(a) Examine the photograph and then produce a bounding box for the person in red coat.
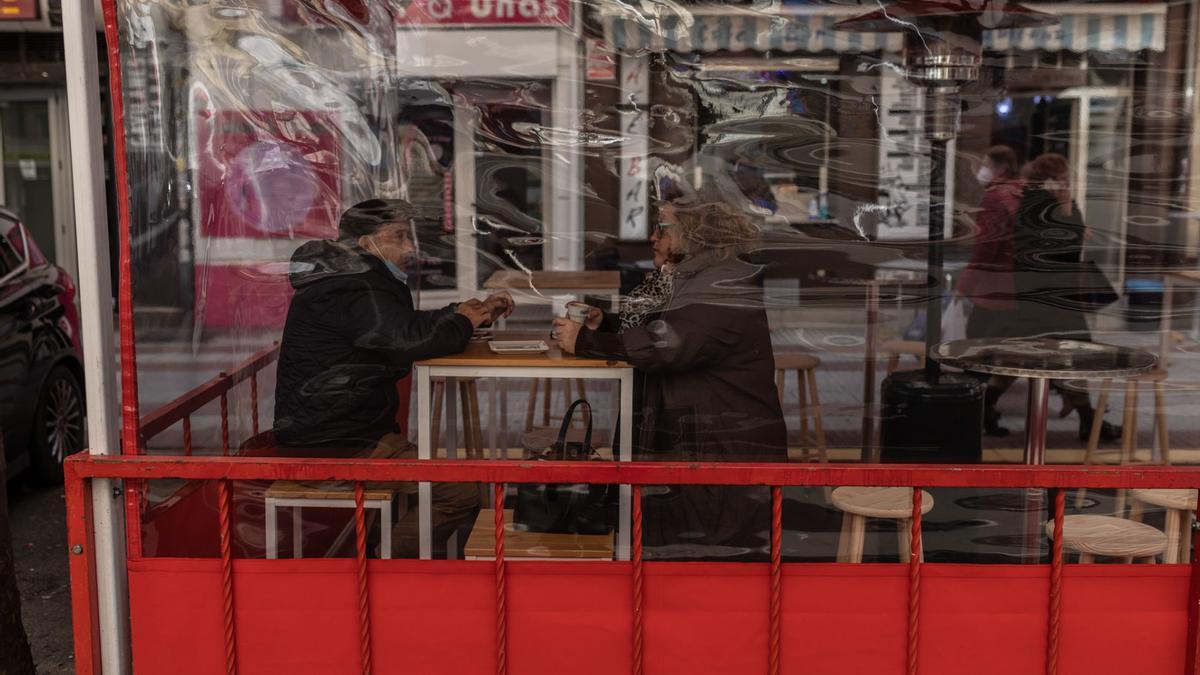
[955,146,1024,436]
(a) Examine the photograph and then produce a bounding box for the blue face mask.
[367,238,408,284]
[383,259,408,284]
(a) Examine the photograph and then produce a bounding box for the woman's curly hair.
[669,201,760,260]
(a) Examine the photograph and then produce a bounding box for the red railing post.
[768,485,782,675]
[1048,489,1065,675]
[353,482,373,675]
[64,460,100,675]
[632,484,644,675]
[220,385,230,456]
[217,479,239,675]
[183,416,192,456]
[494,483,508,675]
[250,372,260,437]
[907,488,923,675]
[1185,504,1200,675]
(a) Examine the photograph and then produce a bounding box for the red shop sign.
[401,0,571,26]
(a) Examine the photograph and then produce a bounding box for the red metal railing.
[65,456,1200,675]
[137,342,281,453]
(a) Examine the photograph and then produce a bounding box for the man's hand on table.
[456,299,492,328]
[484,291,515,321]
[551,317,581,355]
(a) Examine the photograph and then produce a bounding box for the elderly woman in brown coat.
[552,201,786,560]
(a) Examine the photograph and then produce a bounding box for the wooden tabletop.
[464,509,614,559]
[416,331,631,369]
[266,481,394,502]
[483,270,621,291]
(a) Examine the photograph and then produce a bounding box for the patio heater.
[837,0,1057,462]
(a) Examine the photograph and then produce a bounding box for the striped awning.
[601,4,1166,54]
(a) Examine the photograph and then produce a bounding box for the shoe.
[1077,408,1122,443]
[983,408,1010,437]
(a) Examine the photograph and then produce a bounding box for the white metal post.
[62,0,130,671]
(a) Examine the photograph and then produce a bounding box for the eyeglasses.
[652,222,672,236]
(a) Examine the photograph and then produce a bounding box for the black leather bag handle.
[553,398,593,460]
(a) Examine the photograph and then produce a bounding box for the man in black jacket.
[273,199,513,556]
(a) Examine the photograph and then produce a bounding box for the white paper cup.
[566,301,589,324]
[551,294,574,317]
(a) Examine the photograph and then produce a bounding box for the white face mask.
[976,165,995,186]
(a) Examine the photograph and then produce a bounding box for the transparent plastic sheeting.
[106,0,1199,561]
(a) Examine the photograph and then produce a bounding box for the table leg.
[416,366,433,560]
[381,501,393,560]
[862,282,880,461]
[488,379,499,460]
[618,369,634,561]
[292,506,302,559]
[445,376,459,460]
[1023,377,1050,563]
[1160,276,1175,370]
[1024,378,1050,465]
[266,499,278,560]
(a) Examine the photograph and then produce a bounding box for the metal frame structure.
[64,453,1200,675]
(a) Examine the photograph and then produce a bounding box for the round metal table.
[931,337,1158,465]
[931,337,1157,563]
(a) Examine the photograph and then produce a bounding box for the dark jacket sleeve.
[340,288,473,365]
[576,303,742,372]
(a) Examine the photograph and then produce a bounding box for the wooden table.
[264,481,396,559]
[483,270,621,321]
[415,339,634,561]
[464,509,614,560]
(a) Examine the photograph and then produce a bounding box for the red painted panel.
[194,110,341,241]
[1060,567,1188,675]
[195,263,294,329]
[126,560,1191,675]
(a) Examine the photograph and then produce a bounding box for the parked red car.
[0,207,85,483]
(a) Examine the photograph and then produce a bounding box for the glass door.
[0,92,74,278]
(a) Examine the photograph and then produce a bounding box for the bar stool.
[1044,514,1167,563]
[882,340,926,375]
[774,353,827,463]
[430,377,484,459]
[832,487,934,563]
[1129,489,1196,564]
[1081,370,1170,466]
[1075,370,1170,510]
[524,378,588,431]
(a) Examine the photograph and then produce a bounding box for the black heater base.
[879,370,985,464]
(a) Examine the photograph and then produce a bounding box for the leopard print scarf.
[620,266,675,331]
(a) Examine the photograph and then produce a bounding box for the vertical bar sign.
[619,54,650,242]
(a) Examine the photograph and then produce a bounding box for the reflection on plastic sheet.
[116,0,1200,566]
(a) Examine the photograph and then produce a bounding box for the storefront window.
[113,0,1198,566]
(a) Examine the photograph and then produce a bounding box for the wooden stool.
[430,377,484,459]
[1129,489,1196,563]
[524,378,588,431]
[265,481,396,559]
[774,353,827,463]
[1076,370,1170,510]
[521,378,590,455]
[1081,369,1170,466]
[882,340,926,375]
[1044,514,1167,563]
[832,487,934,563]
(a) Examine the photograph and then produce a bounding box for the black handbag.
[513,399,618,536]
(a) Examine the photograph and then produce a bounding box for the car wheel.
[30,366,86,484]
